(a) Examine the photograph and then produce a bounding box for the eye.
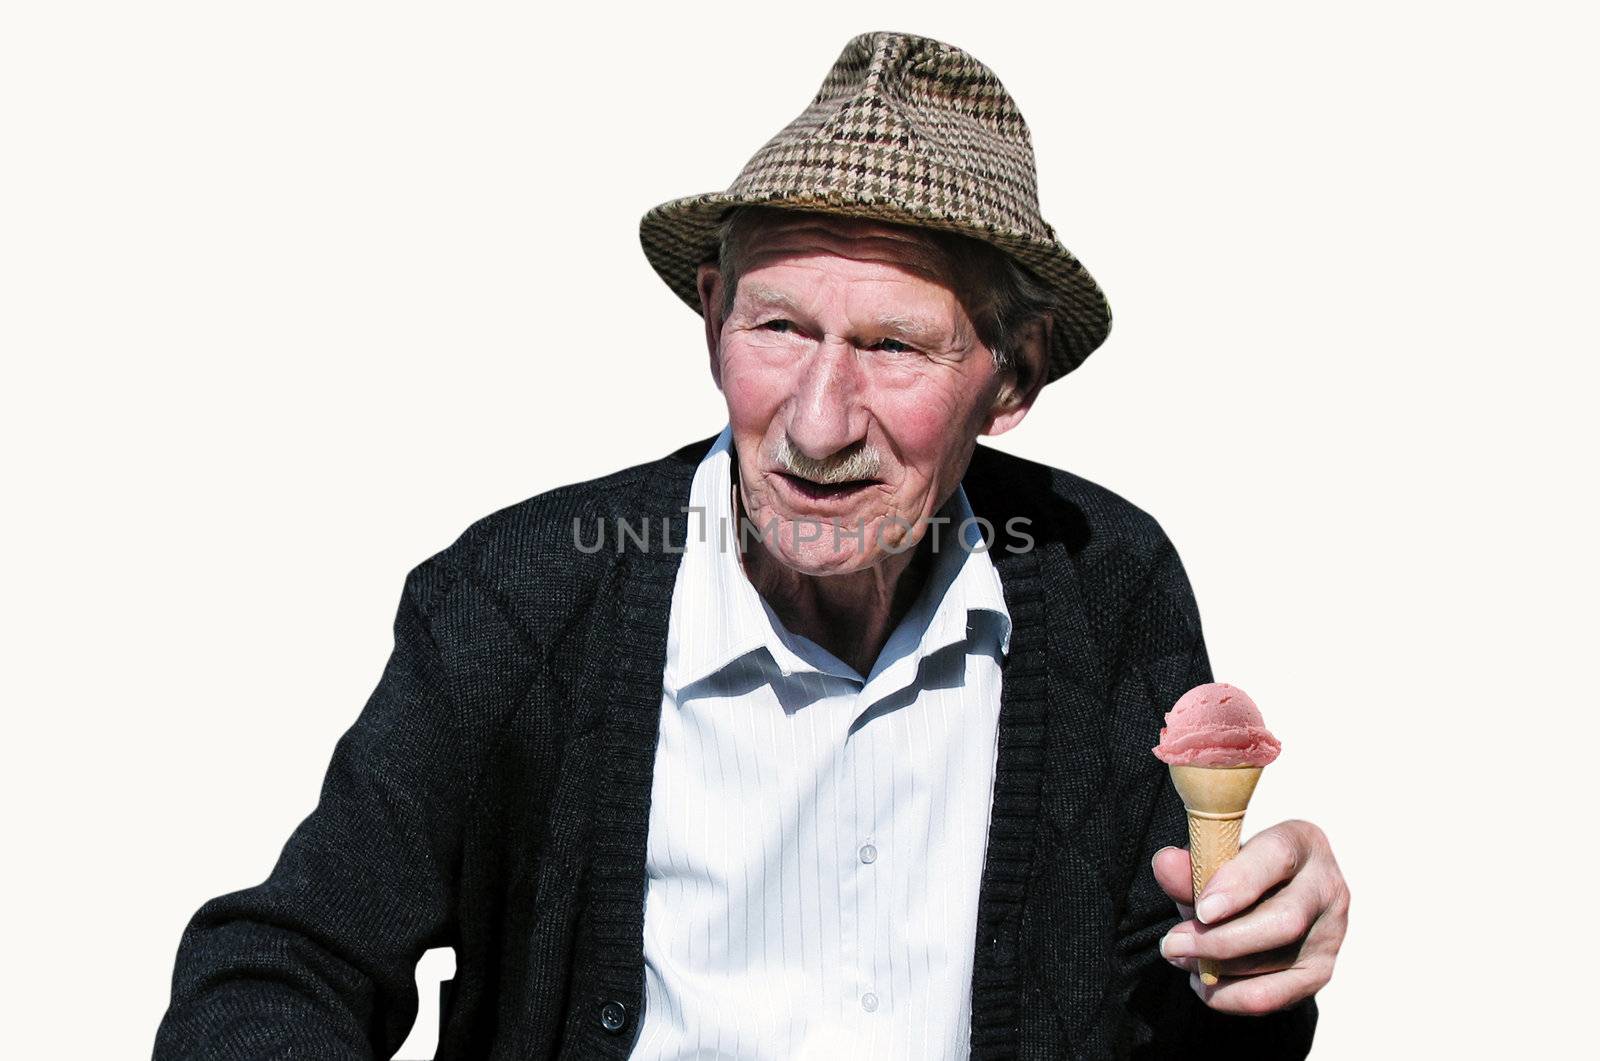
[869,338,916,354]
[758,319,796,334]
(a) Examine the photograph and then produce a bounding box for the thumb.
[1151,846,1196,919]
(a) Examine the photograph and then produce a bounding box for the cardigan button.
[599,1000,628,1033]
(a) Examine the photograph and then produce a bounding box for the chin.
[784,545,881,577]
[755,521,883,577]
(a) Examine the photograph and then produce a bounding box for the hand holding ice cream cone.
[1158,684,1280,985]
[1153,683,1280,986]
[1145,682,1348,1018]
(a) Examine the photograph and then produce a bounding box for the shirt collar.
[664,425,1013,696]
[662,428,772,693]
[855,470,1012,703]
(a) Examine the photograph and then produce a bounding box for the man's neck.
[734,477,936,676]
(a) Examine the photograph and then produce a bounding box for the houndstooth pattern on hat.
[639,30,1113,382]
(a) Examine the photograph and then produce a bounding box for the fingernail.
[1151,846,1177,872]
[1195,893,1229,924]
[1159,931,1192,959]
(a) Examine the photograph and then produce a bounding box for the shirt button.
[858,843,878,864]
[599,1000,627,1033]
[861,991,879,1012]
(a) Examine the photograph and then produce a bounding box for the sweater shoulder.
[966,443,1203,691]
[965,443,1177,570]
[406,434,714,634]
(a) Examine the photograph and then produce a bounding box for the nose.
[786,338,867,460]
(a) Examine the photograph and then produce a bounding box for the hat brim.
[639,191,1112,383]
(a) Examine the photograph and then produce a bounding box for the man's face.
[698,213,1043,577]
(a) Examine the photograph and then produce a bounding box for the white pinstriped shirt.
[631,427,1011,1060]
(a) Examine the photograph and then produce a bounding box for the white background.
[4,2,1595,1056]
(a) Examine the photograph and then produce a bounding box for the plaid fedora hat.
[639,30,1112,383]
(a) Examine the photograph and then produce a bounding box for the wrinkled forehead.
[731,209,956,283]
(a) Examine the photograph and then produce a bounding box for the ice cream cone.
[1168,764,1263,986]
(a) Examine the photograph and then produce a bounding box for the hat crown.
[637,31,1112,383]
[729,31,1050,240]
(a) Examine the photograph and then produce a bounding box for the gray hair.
[713,206,1056,387]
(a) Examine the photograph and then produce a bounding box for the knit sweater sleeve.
[153,557,478,1060]
[1109,539,1319,1059]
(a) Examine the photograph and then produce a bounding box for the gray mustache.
[772,436,883,485]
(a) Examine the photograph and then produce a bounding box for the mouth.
[776,472,878,503]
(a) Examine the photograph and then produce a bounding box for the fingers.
[1163,882,1313,965]
[1161,907,1307,977]
[1186,963,1330,1017]
[1193,821,1320,924]
[1163,940,1304,978]
[1149,818,1350,1015]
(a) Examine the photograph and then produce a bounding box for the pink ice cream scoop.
[1153,682,1281,767]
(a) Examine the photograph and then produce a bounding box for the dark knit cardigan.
[154,435,1317,1060]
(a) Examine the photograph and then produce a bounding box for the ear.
[981,313,1052,437]
[696,262,726,390]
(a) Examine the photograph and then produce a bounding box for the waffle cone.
[1167,764,1264,985]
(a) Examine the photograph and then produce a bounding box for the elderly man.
[156,31,1346,1060]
